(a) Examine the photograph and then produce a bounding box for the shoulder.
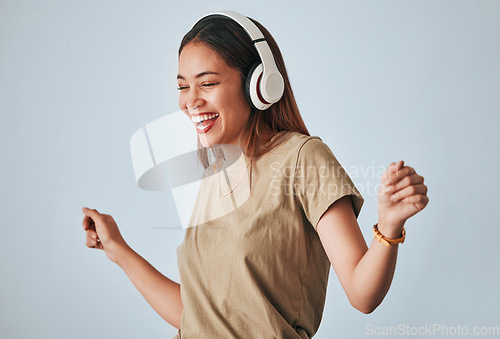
[287,133,336,165]
[257,132,333,169]
[277,132,327,155]
[298,136,330,154]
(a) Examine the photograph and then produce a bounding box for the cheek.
[178,94,186,109]
[225,87,250,112]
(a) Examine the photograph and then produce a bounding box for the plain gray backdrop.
[1,0,499,338]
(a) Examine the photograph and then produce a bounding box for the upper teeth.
[191,113,219,123]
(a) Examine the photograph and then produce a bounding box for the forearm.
[114,245,183,329]
[349,222,402,313]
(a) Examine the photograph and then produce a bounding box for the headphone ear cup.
[245,62,272,111]
[245,62,260,110]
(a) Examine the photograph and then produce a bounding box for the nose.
[184,87,205,113]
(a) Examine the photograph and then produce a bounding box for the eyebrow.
[177,71,219,80]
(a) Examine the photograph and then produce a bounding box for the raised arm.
[82,207,183,329]
[316,161,428,314]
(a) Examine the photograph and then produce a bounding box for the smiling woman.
[81,10,428,339]
[177,12,309,175]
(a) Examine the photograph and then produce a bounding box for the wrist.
[108,241,133,267]
[377,218,405,239]
[377,218,405,238]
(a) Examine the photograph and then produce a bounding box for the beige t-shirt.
[173,132,364,338]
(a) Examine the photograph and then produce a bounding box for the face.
[177,42,251,148]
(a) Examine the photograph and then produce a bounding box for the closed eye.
[177,83,219,91]
[202,83,219,87]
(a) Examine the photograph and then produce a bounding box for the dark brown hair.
[179,14,310,190]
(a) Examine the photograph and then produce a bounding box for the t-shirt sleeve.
[293,137,364,232]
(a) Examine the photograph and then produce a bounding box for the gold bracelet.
[373,223,406,247]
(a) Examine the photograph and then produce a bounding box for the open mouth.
[191,113,219,133]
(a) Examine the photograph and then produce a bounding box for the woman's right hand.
[82,207,129,264]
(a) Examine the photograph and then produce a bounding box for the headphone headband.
[191,10,285,110]
[193,11,264,41]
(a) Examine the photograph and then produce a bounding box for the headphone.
[192,11,285,111]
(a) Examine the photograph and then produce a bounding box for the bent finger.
[390,184,428,202]
[402,194,429,210]
[82,207,103,221]
[86,237,97,248]
[382,161,403,181]
[86,237,103,250]
[86,230,98,241]
[385,174,424,193]
[389,160,404,173]
[82,214,95,231]
[386,165,415,185]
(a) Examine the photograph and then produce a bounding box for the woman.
[82,11,429,338]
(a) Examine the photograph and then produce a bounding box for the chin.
[198,134,217,148]
[199,140,212,148]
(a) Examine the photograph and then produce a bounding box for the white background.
[1,1,499,338]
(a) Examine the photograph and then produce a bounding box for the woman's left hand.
[378,160,429,234]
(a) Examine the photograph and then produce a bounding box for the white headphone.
[192,11,285,111]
